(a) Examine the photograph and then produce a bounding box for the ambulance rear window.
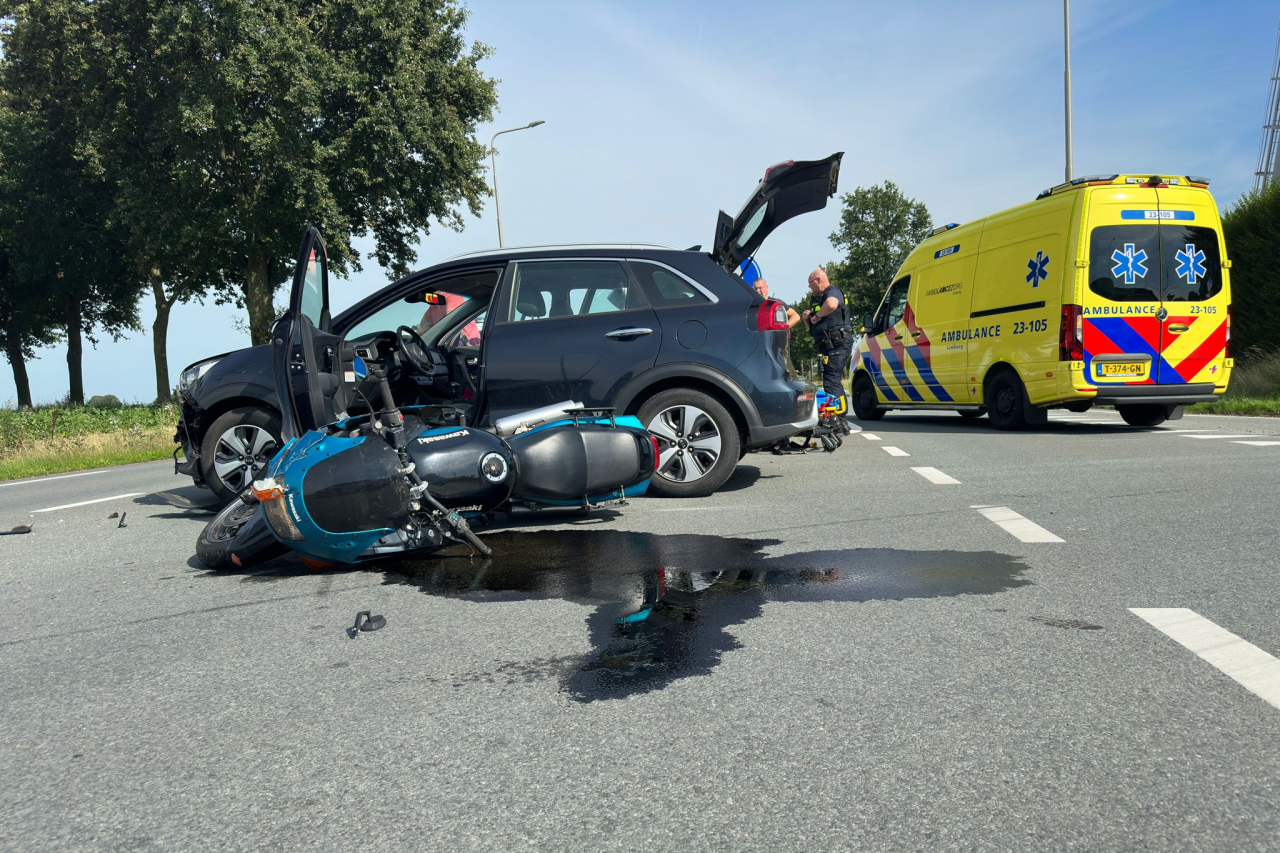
[1160,225,1222,303]
[1089,225,1160,302]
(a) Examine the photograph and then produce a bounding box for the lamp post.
[1063,0,1074,183]
[490,120,545,247]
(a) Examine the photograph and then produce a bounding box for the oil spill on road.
[381,531,1029,702]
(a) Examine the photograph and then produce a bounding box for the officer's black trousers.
[820,342,853,399]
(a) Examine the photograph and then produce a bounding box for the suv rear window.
[630,262,710,308]
[1089,224,1222,303]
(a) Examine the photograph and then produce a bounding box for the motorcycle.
[196,227,657,569]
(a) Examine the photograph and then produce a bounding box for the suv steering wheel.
[395,325,435,372]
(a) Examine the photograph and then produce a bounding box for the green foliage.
[86,394,123,409]
[0,403,178,454]
[1222,181,1280,356]
[90,0,500,344]
[826,181,932,324]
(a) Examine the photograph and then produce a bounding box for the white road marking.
[861,433,881,441]
[974,506,1064,542]
[0,470,104,489]
[1233,441,1280,447]
[1160,429,1217,433]
[1130,608,1280,711]
[31,493,144,513]
[911,467,960,485]
[1180,434,1256,440]
[882,446,910,457]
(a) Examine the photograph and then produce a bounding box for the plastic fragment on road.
[1,524,32,535]
[348,611,387,638]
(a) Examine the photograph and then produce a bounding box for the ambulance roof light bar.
[928,222,960,237]
[1036,173,1120,199]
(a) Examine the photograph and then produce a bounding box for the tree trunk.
[3,334,32,408]
[243,252,274,346]
[151,268,174,404]
[65,294,84,406]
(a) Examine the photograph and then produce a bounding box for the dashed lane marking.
[1232,440,1280,447]
[1130,608,1280,711]
[0,470,104,488]
[973,506,1064,542]
[911,467,960,485]
[882,446,910,457]
[1159,429,1217,433]
[31,493,144,513]
[1180,434,1256,440]
[861,433,881,441]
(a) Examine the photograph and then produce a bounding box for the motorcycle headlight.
[252,478,305,541]
[179,358,219,392]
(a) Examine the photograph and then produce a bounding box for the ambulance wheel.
[639,388,741,498]
[851,375,885,421]
[1117,404,1169,428]
[986,370,1027,431]
[958,408,986,420]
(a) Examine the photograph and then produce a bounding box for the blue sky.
[3,0,1276,405]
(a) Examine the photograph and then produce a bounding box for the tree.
[789,182,931,369]
[1222,181,1280,358]
[827,180,932,323]
[0,244,60,407]
[95,0,499,346]
[0,0,145,405]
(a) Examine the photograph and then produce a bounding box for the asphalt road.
[3,410,1279,852]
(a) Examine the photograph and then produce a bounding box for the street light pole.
[1063,0,1074,183]
[489,120,545,248]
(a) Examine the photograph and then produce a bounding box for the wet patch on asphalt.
[380,531,1029,702]
[1029,616,1103,630]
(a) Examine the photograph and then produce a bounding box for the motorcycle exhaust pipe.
[493,400,584,437]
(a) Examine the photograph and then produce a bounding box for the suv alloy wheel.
[638,388,741,498]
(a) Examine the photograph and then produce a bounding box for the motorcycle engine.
[406,427,516,514]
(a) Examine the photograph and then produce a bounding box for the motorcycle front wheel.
[196,497,288,570]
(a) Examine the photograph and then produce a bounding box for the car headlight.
[178,358,219,392]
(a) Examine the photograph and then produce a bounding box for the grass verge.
[1186,397,1280,416]
[0,430,175,481]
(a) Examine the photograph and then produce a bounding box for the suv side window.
[874,276,911,335]
[630,261,710,308]
[508,261,640,322]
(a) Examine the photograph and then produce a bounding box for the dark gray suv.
[175,153,842,500]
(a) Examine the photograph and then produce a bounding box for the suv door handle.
[605,327,653,339]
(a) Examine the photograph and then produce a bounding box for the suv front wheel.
[200,407,283,504]
[638,388,741,498]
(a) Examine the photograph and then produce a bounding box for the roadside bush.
[86,394,124,409]
[1222,182,1280,356]
[1225,348,1280,398]
[0,403,178,455]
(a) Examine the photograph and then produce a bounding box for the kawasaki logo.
[287,493,303,523]
[415,430,467,446]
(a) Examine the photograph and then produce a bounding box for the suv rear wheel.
[638,389,741,498]
[200,407,283,504]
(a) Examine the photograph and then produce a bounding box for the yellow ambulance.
[850,173,1231,429]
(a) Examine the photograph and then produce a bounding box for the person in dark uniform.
[802,268,853,435]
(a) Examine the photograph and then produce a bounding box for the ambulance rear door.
[1152,184,1228,386]
[1082,185,1164,386]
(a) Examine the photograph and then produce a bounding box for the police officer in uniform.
[802,268,853,435]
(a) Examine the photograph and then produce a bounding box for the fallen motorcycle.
[196,227,656,569]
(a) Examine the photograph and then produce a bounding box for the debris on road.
[1,524,32,535]
[349,611,387,638]
[117,511,127,529]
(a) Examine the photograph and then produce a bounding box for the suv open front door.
[272,226,346,440]
[712,153,844,272]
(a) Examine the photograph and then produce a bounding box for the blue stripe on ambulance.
[879,347,925,402]
[863,356,900,402]
[1085,318,1184,384]
[904,345,954,402]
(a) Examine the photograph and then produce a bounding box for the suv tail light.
[1059,304,1084,361]
[756,300,789,331]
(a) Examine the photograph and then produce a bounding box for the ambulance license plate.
[1099,362,1144,378]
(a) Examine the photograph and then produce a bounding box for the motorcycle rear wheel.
[196,497,288,570]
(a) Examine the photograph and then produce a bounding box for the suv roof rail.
[441,242,678,262]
